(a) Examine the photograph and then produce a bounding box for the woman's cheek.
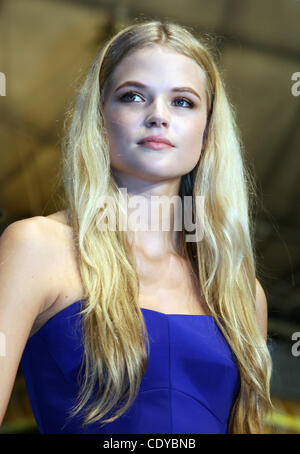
[116,113,136,134]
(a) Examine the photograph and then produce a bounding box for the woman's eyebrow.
[114,80,202,101]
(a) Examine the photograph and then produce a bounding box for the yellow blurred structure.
[264,396,300,434]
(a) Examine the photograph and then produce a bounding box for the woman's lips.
[138,141,173,150]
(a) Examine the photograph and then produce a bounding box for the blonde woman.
[0,20,274,434]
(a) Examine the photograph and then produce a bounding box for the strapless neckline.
[21,296,240,435]
[29,299,214,342]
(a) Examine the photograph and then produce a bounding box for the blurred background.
[0,0,300,434]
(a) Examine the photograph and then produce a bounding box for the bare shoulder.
[1,211,71,314]
[255,278,268,342]
[45,209,70,226]
[4,210,71,254]
[4,209,70,236]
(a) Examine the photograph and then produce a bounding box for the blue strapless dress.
[20,300,240,434]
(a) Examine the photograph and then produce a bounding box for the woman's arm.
[0,219,58,424]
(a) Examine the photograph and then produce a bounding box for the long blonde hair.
[61,20,274,433]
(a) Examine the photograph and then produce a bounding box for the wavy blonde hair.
[61,20,274,433]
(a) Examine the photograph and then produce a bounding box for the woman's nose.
[144,99,170,128]
[145,115,169,127]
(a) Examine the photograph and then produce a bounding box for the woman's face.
[102,44,208,186]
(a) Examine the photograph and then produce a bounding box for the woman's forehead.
[108,47,207,94]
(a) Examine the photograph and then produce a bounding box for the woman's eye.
[173,98,194,108]
[119,92,143,102]
[119,91,194,108]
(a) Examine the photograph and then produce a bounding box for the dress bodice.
[20,300,240,434]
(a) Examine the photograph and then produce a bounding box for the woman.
[0,20,274,434]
